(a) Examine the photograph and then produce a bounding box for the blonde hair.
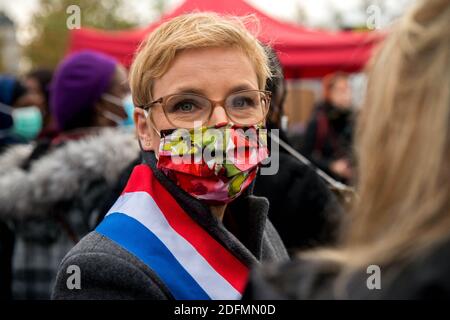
[302,0,450,277]
[129,12,271,108]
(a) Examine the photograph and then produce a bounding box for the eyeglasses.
[137,89,271,129]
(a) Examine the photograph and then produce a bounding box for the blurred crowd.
[0,0,448,301]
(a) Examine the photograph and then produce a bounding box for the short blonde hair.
[129,12,271,108]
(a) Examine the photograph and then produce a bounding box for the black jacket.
[300,101,354,181]
[254,130,342,253]
[0,128,140,299]
[98,129,343,254]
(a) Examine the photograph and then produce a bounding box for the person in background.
[244,0,450,299]
[300,72,354,183]
[0,50,140,299]
[254,48,342,252]
[24,69,56,139]
[0,75,43,153]
[1,75,44,299]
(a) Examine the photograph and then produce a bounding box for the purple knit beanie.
[50,50,118,131]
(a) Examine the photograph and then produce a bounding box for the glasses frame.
[137,89,272,128]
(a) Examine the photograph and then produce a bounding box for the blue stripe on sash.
[96,212,211,300]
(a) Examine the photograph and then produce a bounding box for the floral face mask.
[157,124,269,204]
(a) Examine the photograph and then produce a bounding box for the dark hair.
[61,109,96,131]
[27,69,53,105]
[11,81,28,105]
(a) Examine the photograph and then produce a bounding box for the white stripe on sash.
[107,192,241,300]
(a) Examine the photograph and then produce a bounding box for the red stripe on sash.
[122,164,249,293]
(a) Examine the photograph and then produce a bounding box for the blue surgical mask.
[0,103,43,141]
[102,93,134,127]
[12,106,43,140]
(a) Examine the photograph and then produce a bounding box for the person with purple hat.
[0,75,45,152]
[50,50,129,136]
[0,50,141,299]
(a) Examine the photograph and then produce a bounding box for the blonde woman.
[52,13,288,300]
[245,0,450,299]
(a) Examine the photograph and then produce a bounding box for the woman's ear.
[135,107,154,151]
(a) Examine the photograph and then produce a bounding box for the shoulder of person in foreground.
[244,237,450,300]
[369,237,450,299]
[51,231,173,300]
[242,256,339,300]
[0,128,140,221]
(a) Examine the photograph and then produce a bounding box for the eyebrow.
[171,83,257,96]
[172,87,205,95]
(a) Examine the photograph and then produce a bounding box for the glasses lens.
[164,94,211,128]
[225,91,268,126]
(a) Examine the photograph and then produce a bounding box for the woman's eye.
[232,96,255,108]
[175,102,195,112]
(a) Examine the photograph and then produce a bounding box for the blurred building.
[0,11,20,74]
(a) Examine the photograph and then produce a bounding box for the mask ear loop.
[101,93,124,108]
[140,107,162,160]
[100,110,124,125]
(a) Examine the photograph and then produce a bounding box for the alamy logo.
[66,265,81,290]
[366,265,381,290]
[66,5,81,30]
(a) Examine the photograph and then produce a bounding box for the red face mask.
[156,124,269,205]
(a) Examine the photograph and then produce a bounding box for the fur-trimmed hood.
[0,128,140,219]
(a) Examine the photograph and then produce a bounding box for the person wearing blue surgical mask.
[49,52,129,133]
[0,75,44,153]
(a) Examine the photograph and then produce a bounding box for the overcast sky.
[1,0,416,44]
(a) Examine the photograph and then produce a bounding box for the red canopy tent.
[68,0,383,78]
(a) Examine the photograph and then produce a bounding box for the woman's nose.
[207,105,230,127]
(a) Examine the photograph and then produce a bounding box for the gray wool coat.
[52,152,289,300]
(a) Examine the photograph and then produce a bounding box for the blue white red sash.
[96,164,249,300]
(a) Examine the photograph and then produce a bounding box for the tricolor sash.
[96,164,249,300]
